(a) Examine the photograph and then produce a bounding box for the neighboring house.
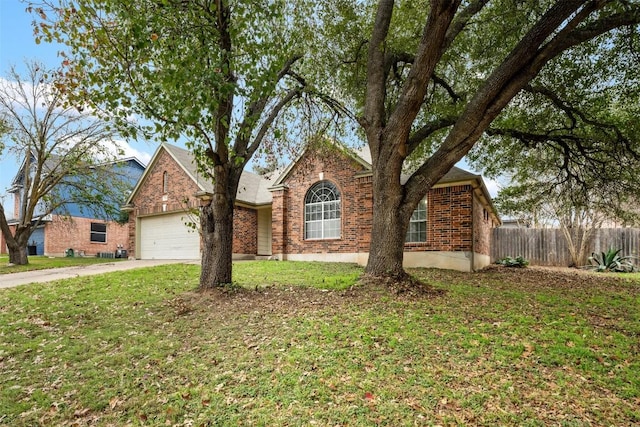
[500,219,530,228]
[0,156,145,257]
[125,142,500,271]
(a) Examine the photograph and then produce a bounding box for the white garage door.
[139,213,200,259]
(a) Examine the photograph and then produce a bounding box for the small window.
[406,199,427,242]
[163,171,169,193]
[90,223,107,243]
[304,181,341,239]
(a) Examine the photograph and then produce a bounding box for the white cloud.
[114,140,153,165]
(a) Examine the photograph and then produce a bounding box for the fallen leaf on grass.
[109,396,122,409]
[73,408,90,418]
[522,342,535,358]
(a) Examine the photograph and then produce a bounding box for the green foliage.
[587,248,636,273]
[468,23,640,228]
[496,256,529,268]
[34,0,316,168]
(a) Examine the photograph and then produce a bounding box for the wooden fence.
[491,228,640,267]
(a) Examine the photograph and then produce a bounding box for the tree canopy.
[310,0,640,281]
[33,0,322,287]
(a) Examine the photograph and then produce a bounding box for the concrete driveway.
[0,259,199,289]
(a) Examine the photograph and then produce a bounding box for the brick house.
[123,143,272,260]
[125,142,500,271]
[1,157,145,257]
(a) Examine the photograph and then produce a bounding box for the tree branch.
[234,54,304,160]
[406,116,457,155]
[442,0,489,50]
[362,0,395,134]
[403,1,597,206]
[386,0,460,157]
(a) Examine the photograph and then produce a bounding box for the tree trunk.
[8,243,29,265]
[365,205,410,281]
[364,163,412,281]
[1,220,31,266]
[199,197,234,289]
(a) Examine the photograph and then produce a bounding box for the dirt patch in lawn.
[168,266,638,318]
[476,264,639,293]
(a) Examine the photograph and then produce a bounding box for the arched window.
[305,181,341,239]
[162,171,169,193]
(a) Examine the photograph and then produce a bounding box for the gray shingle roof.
[353,145,480,184]
[159,142,495,220]
[163,143,274,205]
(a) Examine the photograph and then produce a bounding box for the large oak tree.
[34,0,315,288]
[317,0,640,282]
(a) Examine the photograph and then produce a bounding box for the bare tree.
[0,61,126,265]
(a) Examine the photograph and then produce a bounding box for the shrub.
[496,256,529,268]
[587,248,636,273]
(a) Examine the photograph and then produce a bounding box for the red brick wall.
[355,175,373,252]
[0,215,127,257]
[274,147,369,254]
[128,147,259,258]
[425,185,473,252]
[233,205,257,254]
[45,215,129,256]
[130,149,202,216]
[473,193,492,256]
[272,147,477,256]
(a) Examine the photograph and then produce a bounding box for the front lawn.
[0,255,125,274]
[0,262,638,426]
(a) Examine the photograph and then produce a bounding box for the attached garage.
[139,212,200,259]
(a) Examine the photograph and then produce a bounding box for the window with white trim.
[304,181,341,239]
[90,222,107,243]
[405,199,427,242]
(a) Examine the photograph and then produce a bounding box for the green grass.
[0,262,638,426]
[232,260,363,289]
[0,255,125,274]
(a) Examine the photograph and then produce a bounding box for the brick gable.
[127,147,258,258]
[272,146,370,255]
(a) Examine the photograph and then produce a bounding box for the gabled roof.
[271,141,371,188]
[128,141,499,223]
[10,151,146,192]
[272,140,500,223]
[126,143,273,206]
